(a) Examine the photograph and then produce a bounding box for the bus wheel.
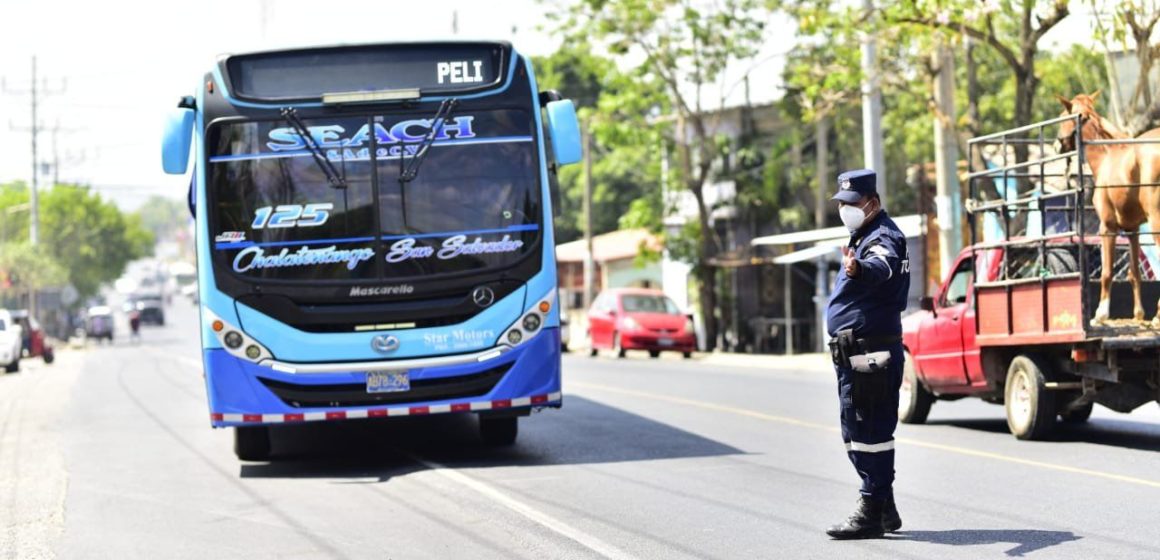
[480,416,518,446]
[1059,402,1093,423]
[898,350,933,424]
[1004,355,1057,440]
[234,426,271,461]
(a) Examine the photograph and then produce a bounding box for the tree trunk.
[1010,65,1038,237]
[692,185,718,352]
[1012,64,1039,165]
[966,36,981,138]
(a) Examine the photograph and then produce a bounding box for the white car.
[0,310,24,373]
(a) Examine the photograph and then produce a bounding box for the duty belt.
[826,334,901,353]
[828,330,901,368]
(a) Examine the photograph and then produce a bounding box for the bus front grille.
[256,363,512,408]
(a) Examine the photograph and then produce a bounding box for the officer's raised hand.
[841,246,860,278]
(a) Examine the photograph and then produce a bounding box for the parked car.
[9,310,54,364]
[86,306,115,343]
[587,288,696,359]
[0,310,24,373]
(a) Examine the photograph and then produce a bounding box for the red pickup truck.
[901,243,1160,440]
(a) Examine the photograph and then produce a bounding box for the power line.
[3,56,67,246]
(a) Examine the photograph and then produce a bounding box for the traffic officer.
[824,169,910,539]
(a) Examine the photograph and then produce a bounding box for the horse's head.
[1056,90,1104,153]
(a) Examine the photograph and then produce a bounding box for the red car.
[587,288,695,358]
[11,310,54,365]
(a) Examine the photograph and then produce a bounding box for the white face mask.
[839,202,868,232]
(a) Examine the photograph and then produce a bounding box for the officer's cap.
[832,169,877,204]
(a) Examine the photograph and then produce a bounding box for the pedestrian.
[824,169,911,539]
[129,310,142,343]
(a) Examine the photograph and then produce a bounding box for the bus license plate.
[658,338,674,346]
[366,370,410,393]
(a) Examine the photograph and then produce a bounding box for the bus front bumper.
[204,328,562,428]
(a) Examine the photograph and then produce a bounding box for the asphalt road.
[2,298,1159,559]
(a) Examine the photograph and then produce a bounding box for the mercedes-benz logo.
[371,335,400,353]
[472,286,496,308]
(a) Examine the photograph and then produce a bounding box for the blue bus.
[161,42,582,460]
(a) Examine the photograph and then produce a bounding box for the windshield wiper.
[399,98,458,184]
[280,107,347,189]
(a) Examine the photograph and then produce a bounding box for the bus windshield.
[207,108,541,284]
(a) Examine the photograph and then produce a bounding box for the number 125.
[252,204,333,229]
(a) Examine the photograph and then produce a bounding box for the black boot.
[826,497,886,539]
[883,497,902,532]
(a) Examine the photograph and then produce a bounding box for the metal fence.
[966,113,1160,324]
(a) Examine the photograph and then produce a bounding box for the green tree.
[885,0,1071,164]
[552,0,771,350]
[533,44,668,244]
[1089,0,1160,134]
[0,242,68,302]
[135,195,189,244]
[0,183,154,300]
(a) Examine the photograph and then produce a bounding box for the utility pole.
[859,0,886,202]
[3,56,66,247]
[583,121,595,312]
[814,117,830,353]
[933,43,962,278]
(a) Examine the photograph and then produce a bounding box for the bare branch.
[892,14,1021,72]
[1031,0,1070,43]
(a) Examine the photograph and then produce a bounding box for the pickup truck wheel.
[1059,402,1093,423]
[1004,355,1057,440]
[234,426,271,461]
[899,350,933,424]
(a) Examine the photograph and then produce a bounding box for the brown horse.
[1057,91,1160,327]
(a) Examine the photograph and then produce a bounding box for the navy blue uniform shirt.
[826,210,910,337]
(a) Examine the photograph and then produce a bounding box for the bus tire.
[234,426,271,461]
[1004,355,1057,440]
[480,416,518,446]
[1059,402,1093,423]
[613,333,626,359]
[898,350,933,424]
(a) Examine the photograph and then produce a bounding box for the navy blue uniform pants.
[834,344,904,500]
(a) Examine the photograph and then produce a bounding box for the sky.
[0,1,1099,210]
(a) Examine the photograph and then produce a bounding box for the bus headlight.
[202,307,272,363]
[499,289,556,348]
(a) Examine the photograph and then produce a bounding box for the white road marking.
[400,451,635,560]
[572,381,1160,490]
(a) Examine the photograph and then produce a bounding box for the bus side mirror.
[545,99,582,166]
[162,107,195,175]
